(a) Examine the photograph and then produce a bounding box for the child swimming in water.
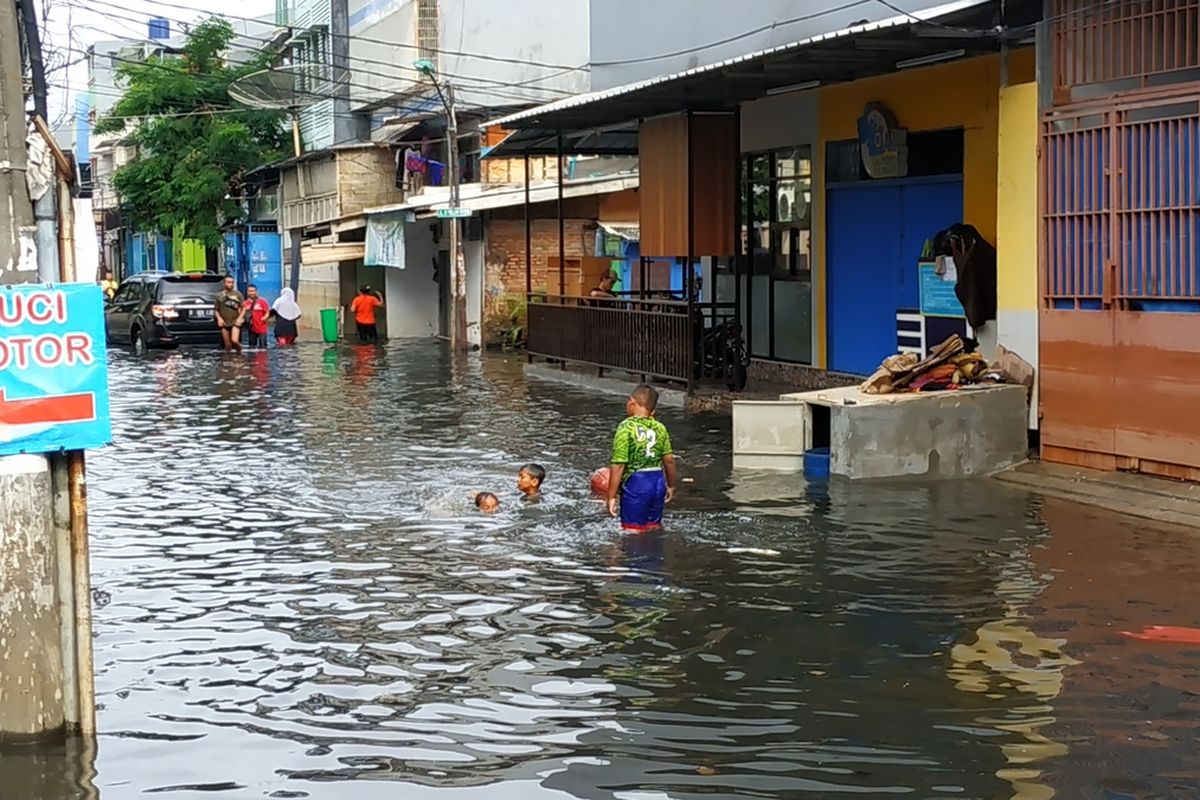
[517,463,545,501]
[474,492,500,513]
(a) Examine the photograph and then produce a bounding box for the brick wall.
[483,217,596,343]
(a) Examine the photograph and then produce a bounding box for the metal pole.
[54,153,96,737]
[524,153,533,363]
[447,83,466,351]
[524,153,532,297]
[685,112,695,393]
[556,130,565,301]
[16,0,48,122]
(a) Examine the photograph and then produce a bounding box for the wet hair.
[631,383,659,412]
[474,492,499,508]
[519,463,546,486]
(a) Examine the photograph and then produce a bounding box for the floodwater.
[6,341,1200,799]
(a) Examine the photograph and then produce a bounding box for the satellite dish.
[229,64,350,156]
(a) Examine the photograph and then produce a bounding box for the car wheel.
[132,326,149,356]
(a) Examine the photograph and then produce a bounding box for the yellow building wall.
[813,50,1034,368]
[996,82,1038,313]
[996,80,1040,429]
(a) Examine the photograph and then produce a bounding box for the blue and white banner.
[0,283,112,455]
[365,211,408,268]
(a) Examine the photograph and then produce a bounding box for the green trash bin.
[320,308,339,343]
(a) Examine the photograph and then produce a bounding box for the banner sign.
[365,211,408,268]
[0,283,112,455]
[918,261,966,318]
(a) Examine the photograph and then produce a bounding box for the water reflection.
[10,341,1199,799]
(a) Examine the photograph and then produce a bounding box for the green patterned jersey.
[611,416,673,474]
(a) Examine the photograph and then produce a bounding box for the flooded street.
[18,341,1200,799]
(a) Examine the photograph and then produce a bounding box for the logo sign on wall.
[0,283,112,456]
[857,103,909,179]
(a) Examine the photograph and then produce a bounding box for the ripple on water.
[28,342,1193,800]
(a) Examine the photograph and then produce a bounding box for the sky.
[42,0,276,129]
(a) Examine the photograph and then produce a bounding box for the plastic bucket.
[803,447,831,479]
[320,308,339,343]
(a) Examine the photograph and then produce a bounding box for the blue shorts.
[620,469,667,531]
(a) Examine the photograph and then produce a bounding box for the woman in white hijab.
[270,288,302,345]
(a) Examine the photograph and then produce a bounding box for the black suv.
[105,272,226,354]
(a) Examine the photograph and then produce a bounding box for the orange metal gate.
[1040,91,1200,477]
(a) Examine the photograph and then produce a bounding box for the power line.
[80,0,579,97]
[74,32,569,115]
[74,6,579,106]
[86,0,591,74]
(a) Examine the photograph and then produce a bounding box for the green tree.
[95,18,288,249]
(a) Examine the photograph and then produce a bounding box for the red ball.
[589,467,611,497]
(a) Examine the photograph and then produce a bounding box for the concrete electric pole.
[1,0,36,285]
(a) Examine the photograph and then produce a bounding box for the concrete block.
[732,400,807,472]
[828,386,1029,480]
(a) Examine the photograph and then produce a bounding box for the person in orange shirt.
[349,284,384,342]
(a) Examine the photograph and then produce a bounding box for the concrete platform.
[734,384,1028,479]
[522,363,687,408]
[996,460,1200,530]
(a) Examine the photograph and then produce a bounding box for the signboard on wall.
[918,261,966,318]
[858,103,909,179]
[0,283,112,455]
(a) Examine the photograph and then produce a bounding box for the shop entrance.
[826,176,963,375]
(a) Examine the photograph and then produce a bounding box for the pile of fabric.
[860,335,1011,395]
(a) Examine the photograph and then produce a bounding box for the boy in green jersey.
[607,384,676,531]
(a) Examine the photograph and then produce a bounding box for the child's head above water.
[517,463,545,497]
[626,383,659,418]
[474,492,500,513]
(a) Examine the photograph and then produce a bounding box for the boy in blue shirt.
[606,384,676,531]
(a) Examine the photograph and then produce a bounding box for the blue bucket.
[803,447,831,479]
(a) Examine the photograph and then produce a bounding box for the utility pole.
[1,0,36,284]
[446,82,467,351]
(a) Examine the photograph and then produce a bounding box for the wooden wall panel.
[1039,309,1116,456]
[1113,313,1200,470]
[638,114,689,257]
[688,113,736,257]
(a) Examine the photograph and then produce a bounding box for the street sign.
[436,207,474,219]
[0,283,112,455]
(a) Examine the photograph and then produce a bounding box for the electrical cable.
[79,0,580,99]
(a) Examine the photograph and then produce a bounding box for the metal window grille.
[417,0,439,63]
[1042,93,1200,307]
[1051,0,1200,104]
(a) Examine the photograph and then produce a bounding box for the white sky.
[44,0,275,127]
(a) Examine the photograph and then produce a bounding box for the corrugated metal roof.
[486,0,994,130]
[365,175,638,218]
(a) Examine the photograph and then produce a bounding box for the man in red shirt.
[243,284,271,348]
[349,284,384,342]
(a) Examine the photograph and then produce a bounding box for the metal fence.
[526,297,694,383]
[1050,0,1200,104]
[525,296,746,386]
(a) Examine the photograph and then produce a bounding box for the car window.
[158,278,224,301]
[112,282,139,303]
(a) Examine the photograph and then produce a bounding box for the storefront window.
[740,145,813,364]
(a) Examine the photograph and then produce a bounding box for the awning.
[483,0,1038,153]
[364,174,639,218]
[300,242,365,267]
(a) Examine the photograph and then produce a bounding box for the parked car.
[105,272,225,354]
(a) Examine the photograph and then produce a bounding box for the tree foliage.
[95,19,288,249]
